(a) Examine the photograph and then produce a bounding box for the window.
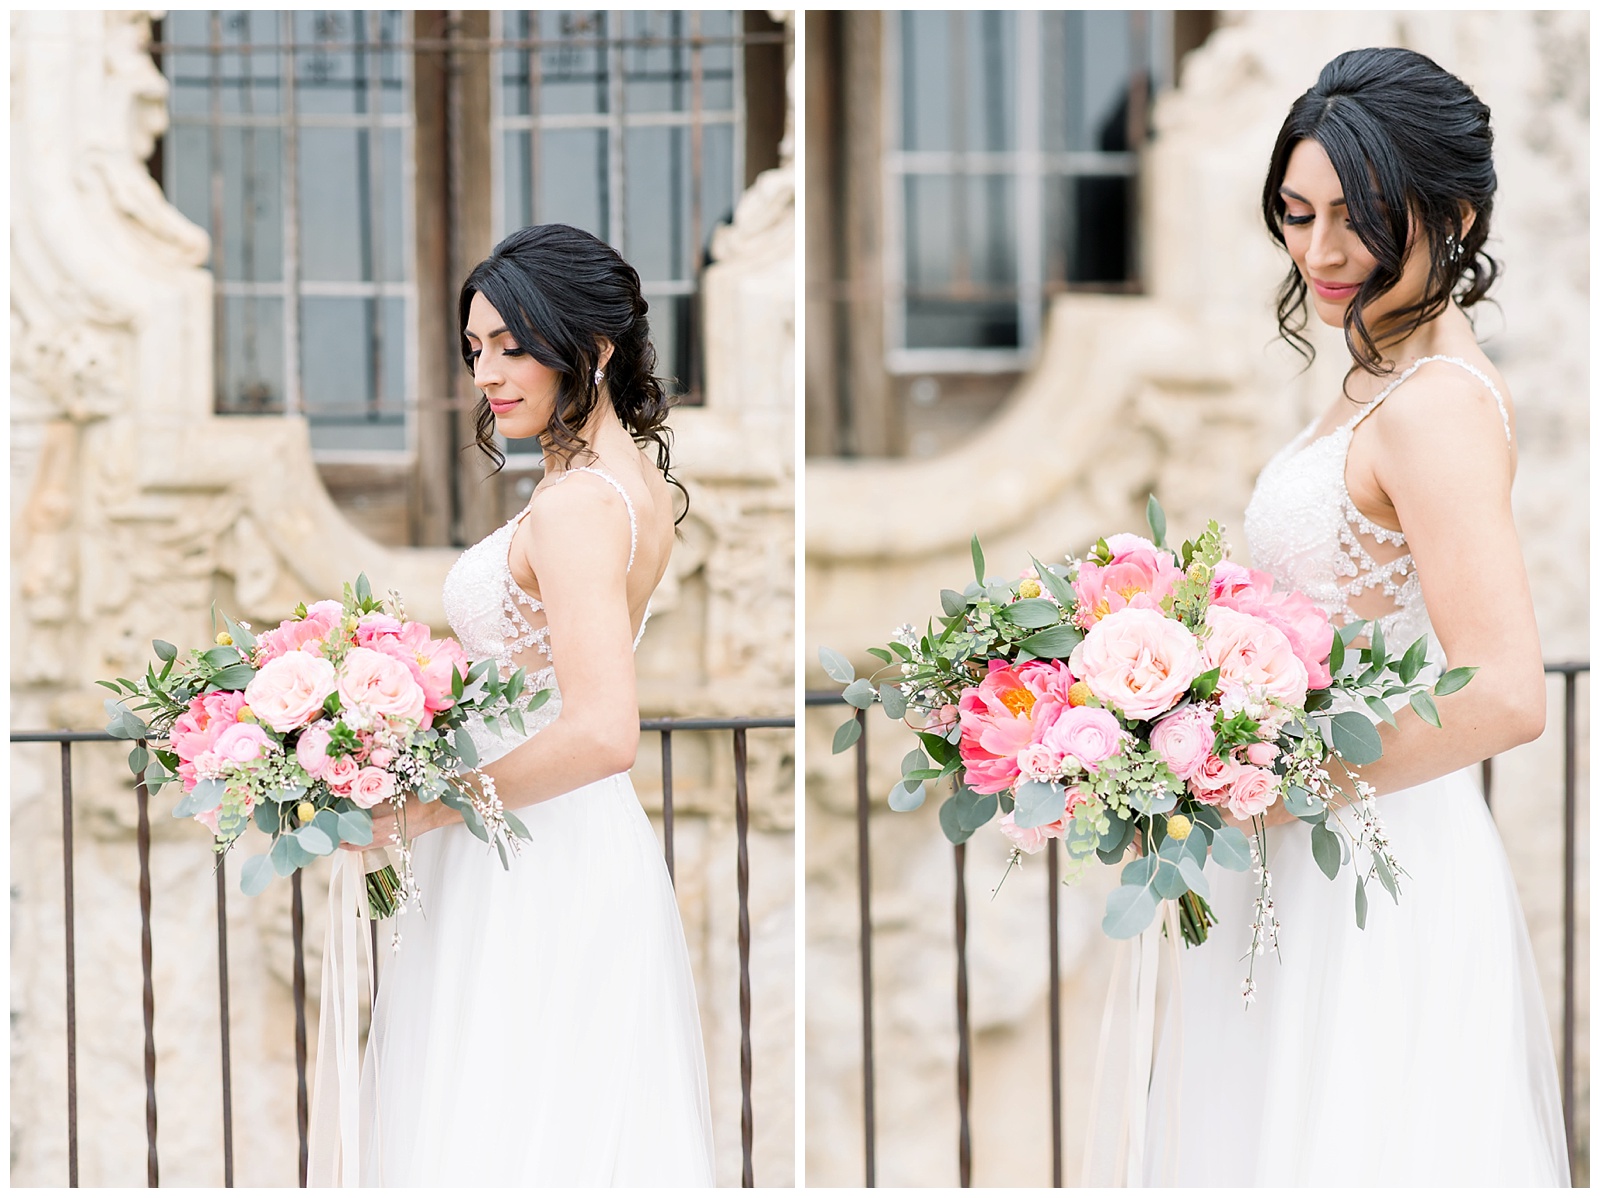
[160,11,416,457]
[884,11,1169,373]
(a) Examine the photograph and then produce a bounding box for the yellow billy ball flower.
[1067,681,1093,708]
[296,801,317,826]
[236,705,256,723]
[1166,814,1193,841]
[215,632,233,646]
[1017,579,1042,599]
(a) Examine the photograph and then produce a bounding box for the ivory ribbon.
[1080,900,1185,1187]
[307,849,381,1187]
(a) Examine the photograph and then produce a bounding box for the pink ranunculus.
[1104,533,1159,562]
[1225,765,1279,821]
[1211,566,1335,690]
[296,722,334,779]
[337,647,427,724]
[1068,607,1203,721]
[324,754,360,796]
[417,637,470,714]
[1190,752,1242,804]
[1150,704,1214,781]
[1072,546,1185,630]
[1201,605,1310,711]
[957,660,1075,794]
[998,809,1066,855]
[1039,705,1125,770]
[245,650,338,733]
[212,722,274,765]
[1015,743,1064,783]
[349,766,397,810]
[254,602,346,665]
[1246,742,1280,767]
[171,690,250,791]
[354,612,404,646]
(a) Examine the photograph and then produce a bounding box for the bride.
[346,224,714,1185]
[1142,48,1568,1185]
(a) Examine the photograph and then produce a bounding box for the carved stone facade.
[805,11,1588,1185]
[11,9,794,1187]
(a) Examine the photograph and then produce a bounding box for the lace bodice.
[1243,355,1511,664]
[440,466,654,758]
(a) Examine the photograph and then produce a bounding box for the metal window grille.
[489,9,744,462]
[883,10,1168,374]
[159,10,418,461]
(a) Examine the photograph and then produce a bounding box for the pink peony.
[1073,545,1185,630]
[1068,607,1203,721]
[1225,765,1279,821]
[254,601,345,665]
[349,766,396,810]
[1201,605,1310,711]
[1015,743,1064,782]
[172,690,249,791]
[1211,565,1334,690]
[324,754,360,796]
[957,660,1076,795]
[1104,533,1159,561]
[337,647,427,724]
[245,650,338,733]
[1190,753,1242,804]
[296,722,334,779]
[417,637,470,714]
[1246,742,1280,767]
[212,722,273,765]
[1039,705,1125,769]
[1150,704,1214,781]
[354,612,404,646]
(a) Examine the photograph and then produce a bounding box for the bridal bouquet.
[823,499,1473,998]
[99,575,546,920]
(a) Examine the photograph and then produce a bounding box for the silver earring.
[594,367,605,386]
[1446,235,1464,263]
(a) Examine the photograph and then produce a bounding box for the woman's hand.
[339,795,450,852]
[1222,801,1300,833]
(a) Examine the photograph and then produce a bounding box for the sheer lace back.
[1244,355,1511,659]
[440,466,654,754]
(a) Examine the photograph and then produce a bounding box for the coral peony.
[957,659,1075,794]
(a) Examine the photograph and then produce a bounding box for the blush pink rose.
[369,747,395,769]
[1246,742,1280,767]
[172,690,249,791]
[212,722,273,765]
[1015,743,1064,782]
[1211,565,1335,690]
[1189,752,1242,804]
[1073,546,1185,630]
[255,601,345,665]
[349,766,397,810]
[324,754,360,796]
[1201,606,1310,710]
[296,722,334,779]
[1039,705,1125,769]
[337,647,427,724]
[957,660,1076,795]
[1225,765,1279,821]
[245,650,338,733]
[1150,704,1214,781]
[1068,608,1203,721]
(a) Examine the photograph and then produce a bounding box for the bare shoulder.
[523,469,632,542]
[1368,355,1515,461]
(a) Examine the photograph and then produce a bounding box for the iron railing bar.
[149,34,788,56]
[291,872,309,1188]
[661,730,676,887]
[1562,669,1577,1181]
[733,728,755,1187]
[215,862,235,1187]
[1047,838,1063,1187]
[854,709,876,1187]
[640,716,794,731]
[954,841,972,1187]
[61,742,79,1188]
[135,766,160,1186]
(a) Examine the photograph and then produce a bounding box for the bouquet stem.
[1177,891,1215,947]
[362,849,400,920]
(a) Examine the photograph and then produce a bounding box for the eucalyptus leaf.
[1433,666,1477,697]
[1329,711,1384,765]
[152,639,178,663]
[950,785,998,832]
[1128,786,1178,816]
[1328,633,1345,676]
[1396,637,1428,685]
[1355,875,1368,930]
[174,778,227,818]
[253,802,277,834]
[880,685,908,721]
[818,645,856,685]
[1188,804,1223,831]
[866,647,893,664]
[1102,884,1160,939]
[1017,625,1083,659]
[887,780,926,812]
[1409,690,1442,728]
[503,809,531,841]
[1013,779,1066,829]
[1282,785,1325,820]
[336,807,374,847]
[1001,598,1061,629]
[1146,494,1168,548]
[841,679,878,709]
[938,794,976,844]
[296,823,335,856]
[201,645,242,669]
[240,854,275,897]
[832,717,862,754]
[269,834,299,877]
[210,664,258,690]
[1210,826,1252,871]
[104,702,149,741]
[1373,853,1400,902]
[453,727,480,769]
[940,589,969,618]
[1096,811,1133,863]
[1364,695,1398,728]
[1029,556,1076,609]
[1121,854,1157,887]
[356,573,373,603]
[1177,856,1210,902]
[901,748,929,775]
[128,744,150,775]
[1311,823,1341,880]
[970,535,985,586]
[1152,859,1187,899]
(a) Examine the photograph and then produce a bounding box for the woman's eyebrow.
[1279,184,1346,208]
[465,326,510,341]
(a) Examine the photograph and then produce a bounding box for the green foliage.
[1146,494,1167,549]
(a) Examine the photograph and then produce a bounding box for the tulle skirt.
[358,770,715,1186]
[1143,766,1569,1186]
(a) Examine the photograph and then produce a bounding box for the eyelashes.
[1283,214,1313,227]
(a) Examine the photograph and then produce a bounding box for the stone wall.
[10,10,795,1187]
[805,10,1588,1185]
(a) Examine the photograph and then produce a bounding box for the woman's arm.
[382,475,642,840]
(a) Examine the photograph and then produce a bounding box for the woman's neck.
[538,400,631,479]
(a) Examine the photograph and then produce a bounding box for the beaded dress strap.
[1344,354,1513,445]
[534,465,640,572]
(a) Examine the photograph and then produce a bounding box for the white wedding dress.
[358,466,715,1186]
[1142,357,1569,1185]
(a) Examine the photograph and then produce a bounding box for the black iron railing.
[809,661,1589,1186]
[14,714,792,1188]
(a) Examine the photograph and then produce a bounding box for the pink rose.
[296,722,334,779]
[1150,704,1214,781]
[324,754,360,796]
[923,703,960,734]
[957,660,1076,794]
[1073,546,1185,630]
[337,647,427,724]
[1039,705,1125,769]
[1190,753,1242,804]
[1068,608,1203,721]
[369,747,395,769]
[1246,742,1279,767]
[1225,765,1279,821]
[254,601,345,665]
[1201,606,1310,711]
[212,722,273,765]
[245,650,338,733]
[349,766,396,810]
[172,690,249,791]
[1015,743,1064,782]
[1211,566,1335,690]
